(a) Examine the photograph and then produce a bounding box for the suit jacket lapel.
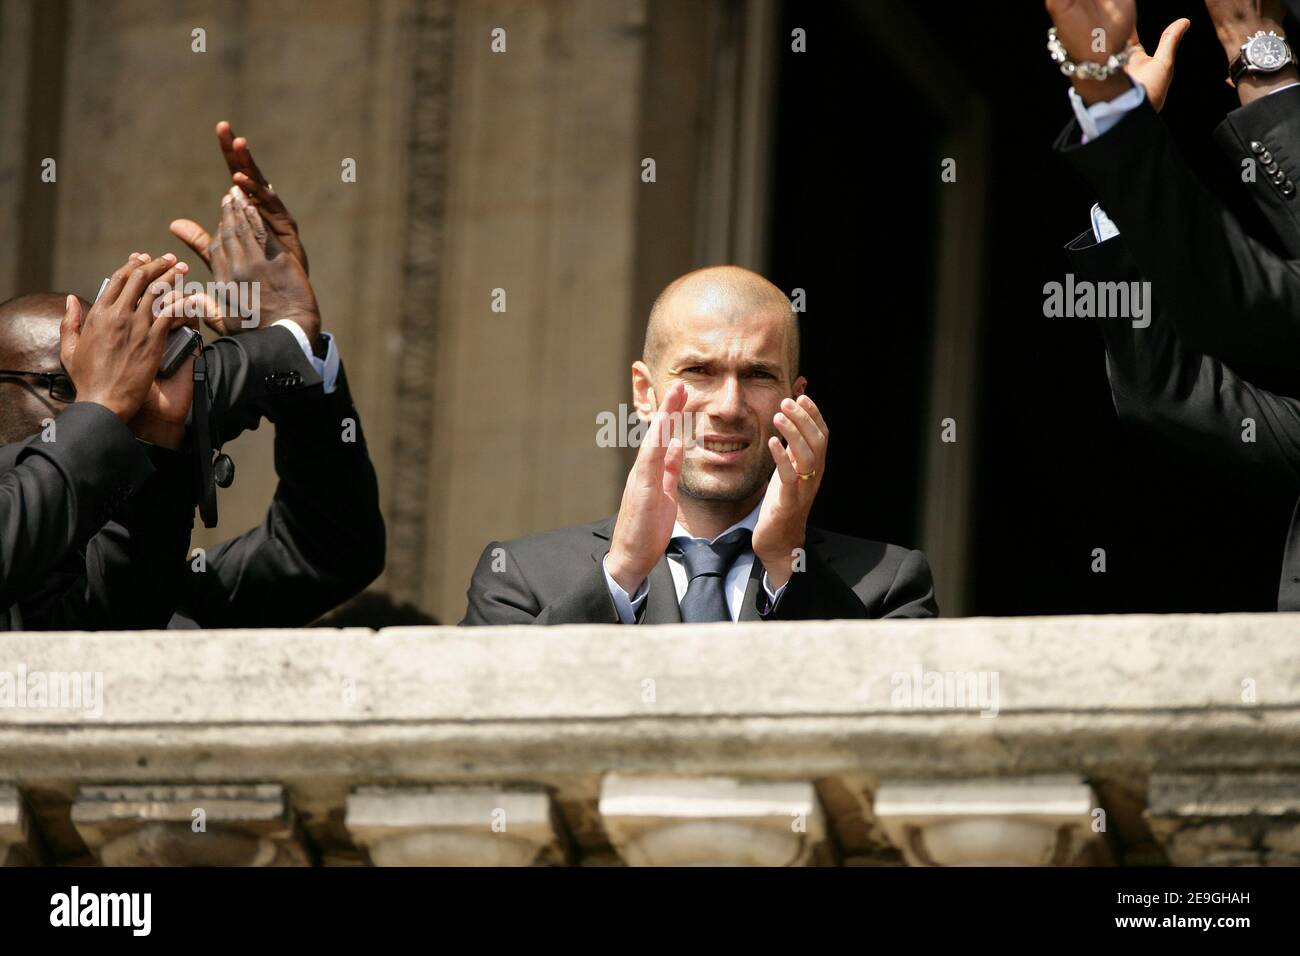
[737,556,765,622]
[588,519,681,624]
[641,556,682,624]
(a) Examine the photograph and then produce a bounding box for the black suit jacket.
[0,403,155,627]
[460,518,937,624]
[3,326,385,629]
[203,323,324,445]
[174,361,385,628]
[1057,90,1300,610]
[1056,87,1300,371]
[1067,229,1300,611]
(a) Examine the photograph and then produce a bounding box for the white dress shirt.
[273,318,340,393]
[601,502,789,623]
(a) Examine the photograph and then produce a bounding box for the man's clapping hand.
[213,187,320,342]
[128,275,209,450]
[752,394,827,590]
[170,121,308,274]
[605,382,687,597]
[169,122,319,345]
[60,253,188,424]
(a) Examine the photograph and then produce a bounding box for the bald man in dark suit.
[462,265,937,625]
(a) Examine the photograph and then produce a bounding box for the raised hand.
[1205,0,1286,51]
[169,120,308,275]
[1124,19,1191,111]
[1204,0,1297,103]
[61,253,187,422]
[1046,0,1137,61]
[1045,0,1139,104]
[752,394,828,590]
[606,382,688,596]
[204,186,321,344]
[127,286,205,449]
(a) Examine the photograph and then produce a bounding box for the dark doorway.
[768,0,937,558]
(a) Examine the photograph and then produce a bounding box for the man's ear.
[632,360,657,422]
[792,375,808,399]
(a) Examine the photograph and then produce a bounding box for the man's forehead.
[0,308,62,366]
[662,306,790,359]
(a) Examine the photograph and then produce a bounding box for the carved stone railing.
[2,616,1298,865]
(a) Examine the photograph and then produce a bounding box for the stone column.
[418,0,650,620]
[346,786,569,866]
[50,0,421,561]
[1148,771,1300,866]
[71,784,308,866]
[0,785,41,866]
[874,776,1107,866]
[598,774,829,866]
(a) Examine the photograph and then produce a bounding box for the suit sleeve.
[1067,227,1300,500]
[767,547,938,620]
[178,366,385,627]
[460,541,622,625]
[1214,85,1300,257]
[25,445,194,630]
[0,403,153,610]
[877,549,939,618]
[1057,97,1300,369]
[201,325,323,446]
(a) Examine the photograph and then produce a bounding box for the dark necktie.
[670,528,753,623]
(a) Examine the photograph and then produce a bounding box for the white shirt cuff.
[1068,76,1297,148]
[273,318,339,394]
[761,571,788,609]
[602,553,648,625]
[1067,79,1146,145]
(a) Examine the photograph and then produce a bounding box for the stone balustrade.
[1,615,1297,866]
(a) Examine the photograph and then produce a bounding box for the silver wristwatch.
[1229,31,1293,84]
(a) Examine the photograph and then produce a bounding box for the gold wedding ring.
[797,469,816,481]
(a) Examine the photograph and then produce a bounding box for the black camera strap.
[192,346,219,528]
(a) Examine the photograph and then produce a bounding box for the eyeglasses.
[0,369,76,402]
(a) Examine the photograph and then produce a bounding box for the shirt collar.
[671,502,761,546]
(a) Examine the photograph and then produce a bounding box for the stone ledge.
[1,616,1294,785]
[1,615,1293,721]
[1,615,1295,865]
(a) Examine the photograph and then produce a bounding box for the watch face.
[1247,34,1290,70]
